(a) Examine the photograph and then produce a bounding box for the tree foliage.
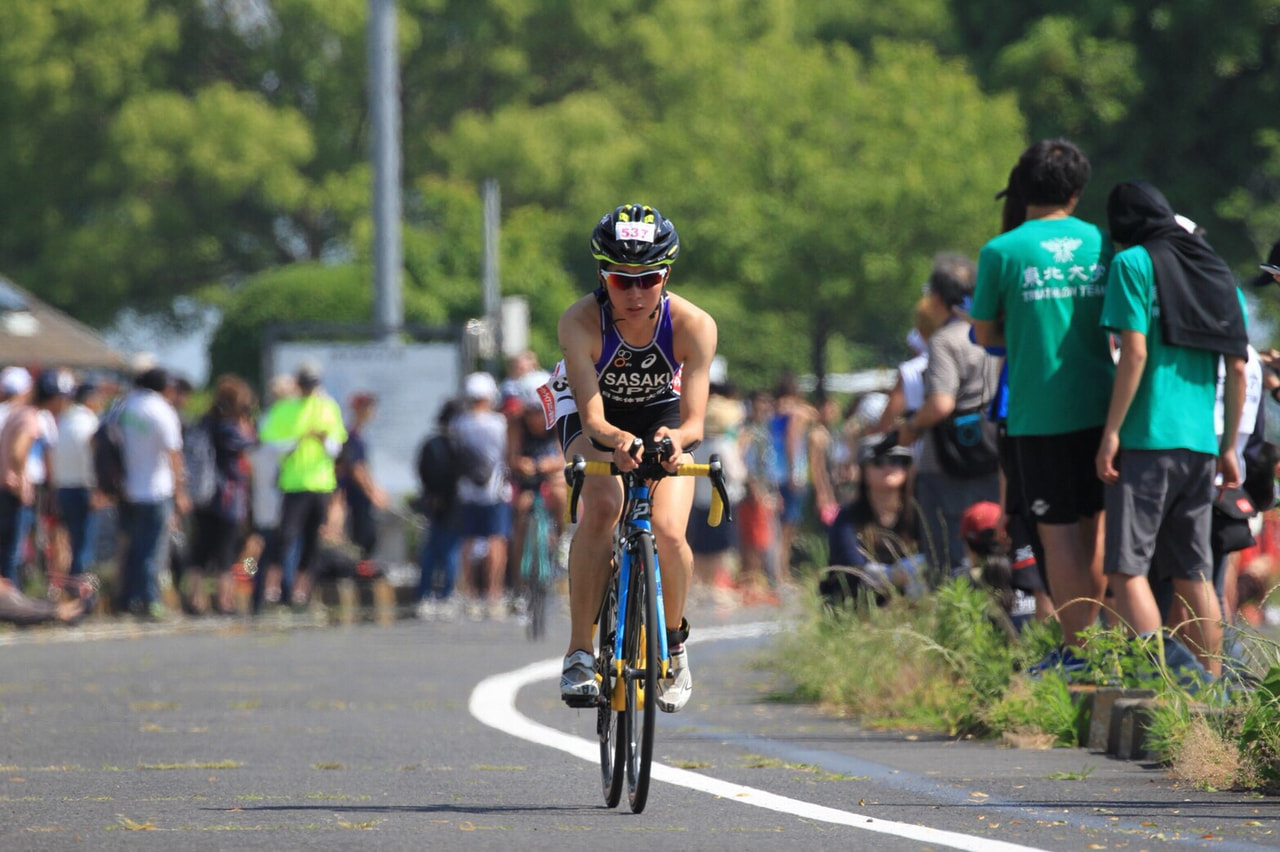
[419,1,1024,385]
[2,0,1280,388]
[947,0,1280,261]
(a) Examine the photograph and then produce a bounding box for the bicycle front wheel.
[596,577,623,808]
[623,534,659,814]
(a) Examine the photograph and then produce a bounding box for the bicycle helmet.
[590,203,680,267]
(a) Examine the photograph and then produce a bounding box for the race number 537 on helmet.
[590,203,680,267]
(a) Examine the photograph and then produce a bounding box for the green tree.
[208,174,577,385]
[431,0,1024,387]
[0,0,178,317]
[15,0,1280,389]
[0,0,381,325]
[948,0,1280,268]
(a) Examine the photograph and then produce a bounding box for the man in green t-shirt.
[1096,180,1248,679]
[970,139,1113,674]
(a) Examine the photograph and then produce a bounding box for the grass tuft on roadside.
[771,577,1280,791]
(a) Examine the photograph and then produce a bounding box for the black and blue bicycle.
[564,438,730,814]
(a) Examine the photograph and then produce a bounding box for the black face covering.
[1106,180,1247,358]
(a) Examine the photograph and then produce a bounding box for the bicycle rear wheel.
[525,502,551,641]
[623,534,659,814]
[527,578,546,641]
[596,577,623,808]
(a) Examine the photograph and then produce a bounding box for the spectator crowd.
[3,138,1280,690]
[0,356,395,627]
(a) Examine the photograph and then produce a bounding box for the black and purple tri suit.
[554,293,685,451]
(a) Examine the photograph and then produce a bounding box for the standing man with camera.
[896,252,1000,582]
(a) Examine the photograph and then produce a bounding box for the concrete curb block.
[1074,686,1159,762]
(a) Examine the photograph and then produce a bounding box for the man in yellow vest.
[259,361,347,608]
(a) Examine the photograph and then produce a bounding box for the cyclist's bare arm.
[659,295,718,470]
[558,297,642,470]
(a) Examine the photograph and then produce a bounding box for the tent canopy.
[0,275,126,371]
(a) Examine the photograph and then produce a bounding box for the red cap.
[960,501,1001,548]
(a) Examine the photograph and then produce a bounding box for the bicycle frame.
[611,476,670,703]
[566,442,731,708]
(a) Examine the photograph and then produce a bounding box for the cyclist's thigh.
[563,432,624,532]
[651,453,695,543]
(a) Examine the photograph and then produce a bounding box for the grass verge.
[769,578,1280,792]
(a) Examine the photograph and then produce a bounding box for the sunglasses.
[868,455,912,470]
[600,267,669,291]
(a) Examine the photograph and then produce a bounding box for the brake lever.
[709,455,733,523]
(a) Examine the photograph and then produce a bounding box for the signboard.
[270,341,461,498]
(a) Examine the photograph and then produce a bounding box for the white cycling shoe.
[560,650,599,706]
[656,645,692,713]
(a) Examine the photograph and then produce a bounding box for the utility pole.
[482,178,502,371]
[369,0,403,343]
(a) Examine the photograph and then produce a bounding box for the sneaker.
[1140,631,1210,692]
[561,650,599,705]
[657,644,692,713]
[1026,646,1089,679]
[415,599,436,621]
[435,597,459,622]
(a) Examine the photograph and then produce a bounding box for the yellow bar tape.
[571,461,721,524]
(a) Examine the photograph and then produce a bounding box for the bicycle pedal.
[562,693,604,709]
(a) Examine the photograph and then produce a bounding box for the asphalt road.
[0,600,1277,851]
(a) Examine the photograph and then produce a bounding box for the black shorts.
[998,425,1046,593]
[1010,426,1105,525]
[557,399,684,454]
[997,425,1023,514]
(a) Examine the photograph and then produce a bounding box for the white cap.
[853,391,889,428]
[130,351,157,375]
[0,366,32,396]
[709,355,728,385]
[464,371,499,403]
[515,370,551,407]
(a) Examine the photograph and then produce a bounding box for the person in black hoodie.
[1095,180,1248,679]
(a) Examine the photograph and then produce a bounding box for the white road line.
[469,623,1046,852]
